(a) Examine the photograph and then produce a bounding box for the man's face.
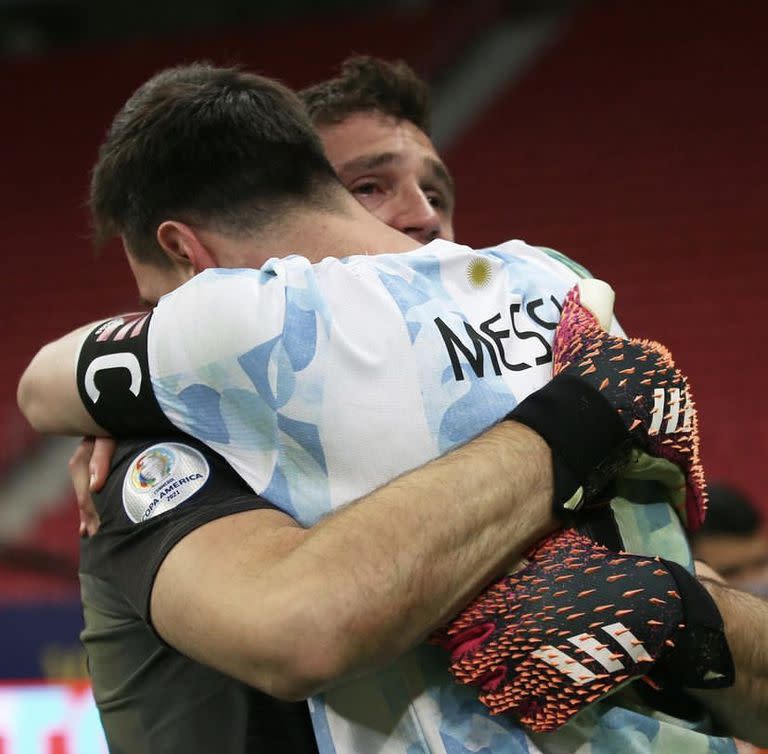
[126,110,455,305]
[317,111,455,244]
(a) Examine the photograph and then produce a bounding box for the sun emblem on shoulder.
[467,258,493,289]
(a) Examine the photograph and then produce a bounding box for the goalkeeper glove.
[434,528,734,732]
[509,285,705,529]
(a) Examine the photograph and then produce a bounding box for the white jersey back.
[150,239,600,527]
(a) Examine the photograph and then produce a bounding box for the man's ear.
[156,221,219,273]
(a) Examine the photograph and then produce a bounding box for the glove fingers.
[442,530,690,732]
[438,621,496,660]
[638,367,706,530]
[553,285,707,530]
[552,286,608,376]
[480,660,626,732]
[630,337,676,370]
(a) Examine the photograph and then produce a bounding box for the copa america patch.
[122,443,210,523]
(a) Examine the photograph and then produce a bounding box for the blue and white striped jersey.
[147,239,607,526]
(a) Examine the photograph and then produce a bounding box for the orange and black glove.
[434,528,733,732]
[509,285,706,530]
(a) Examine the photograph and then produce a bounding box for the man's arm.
[692,577,768,746]
[150,420,556,701]
[20,309,176,438]
[18,321,108,436]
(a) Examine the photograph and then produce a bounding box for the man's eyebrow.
[338,151,455,200]
[425,157,455,197]
[337,152,399,177]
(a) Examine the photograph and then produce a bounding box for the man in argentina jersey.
[65,56,459,754]
[26,242,756,754]
[20,64,766,753]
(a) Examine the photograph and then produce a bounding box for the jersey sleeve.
[76,312,177,435]
[80,436,278,624]
[76,268,291,444]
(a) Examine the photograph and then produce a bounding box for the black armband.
[507,373,632,518]
[76,313,177,436]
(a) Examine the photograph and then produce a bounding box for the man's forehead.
[318,111,443,175]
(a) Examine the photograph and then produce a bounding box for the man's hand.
[509,285,706,527]
[554,285,706,529]
[434,528,734,732]
[69,437,115,536]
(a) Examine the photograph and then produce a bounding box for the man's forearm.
[154,420,557,698]
[300,421,555,665]
[693,579,768,746]
[18,321,106,436]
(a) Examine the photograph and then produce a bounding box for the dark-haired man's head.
[300,57,455,244]
[90,60,446,305]
[90,63,369,304]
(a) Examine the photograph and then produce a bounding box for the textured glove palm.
[434,528,732,732]
[554,285,706,529]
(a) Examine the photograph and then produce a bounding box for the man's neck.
[207,195,424,269]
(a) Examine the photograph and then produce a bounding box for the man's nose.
[392,184,441,244]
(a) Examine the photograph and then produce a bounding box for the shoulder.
[481,240,593,280]
[150,268,288,371]
[109,438,221,524]
[83,436,279,619]
[97,436,265,528]
[534,246,593,279]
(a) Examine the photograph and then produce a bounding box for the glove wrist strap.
[507,374,631,518]
[650,559,735,689]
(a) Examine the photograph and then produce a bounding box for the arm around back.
[150,420,556,700]
[18,322,108,436]
[691,578,768,746]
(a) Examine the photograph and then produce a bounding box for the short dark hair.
[91,63,341,265]
[299,56,431,135]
